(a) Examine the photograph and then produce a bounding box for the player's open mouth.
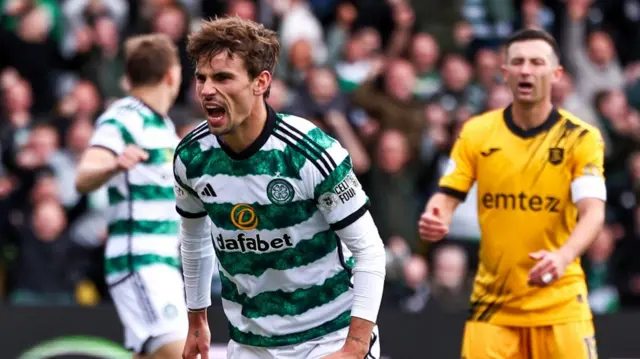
[517,82,534,92]
[204,103,226,124]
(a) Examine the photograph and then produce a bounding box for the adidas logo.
[201,183,216,197]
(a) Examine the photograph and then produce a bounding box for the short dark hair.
[503,28,561,63]
[124,34,179,87]
[187,17,280,96]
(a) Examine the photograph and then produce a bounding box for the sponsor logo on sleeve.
[318,171,362,211]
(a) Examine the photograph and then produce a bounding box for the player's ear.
[253,70,272,96]
[165,65,181,88]
[499,63,509,81]
[551,65,564,83]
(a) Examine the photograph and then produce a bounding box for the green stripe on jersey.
[304,127,336,151]
[107,220,179,236]
[104,253,180,275]
[101,119,135,145]
[229,310,351,347]
[217,230,337,276]
[313,156,351,198]
[145,147,175,165]
[107,185,174,205]
[180,146,305,180]
[205,200,316,231]
[221,269,351,318]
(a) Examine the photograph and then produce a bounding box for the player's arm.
[75,119,147,193]
[174,153,214,357]
[559,130,607,263]
[174,154,214,315]
[312,148,385,357]
[419,124,477,241]
[529,129,607,286]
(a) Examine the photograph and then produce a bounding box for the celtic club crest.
[266,178,295,204]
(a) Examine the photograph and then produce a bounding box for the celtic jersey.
[173,105,369,347]
[89,96,180,284]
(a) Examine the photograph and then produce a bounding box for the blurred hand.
[358,119,379,140]
[453,22,473,47]
[117,145,149,171]
[528,250,571,287]
[325,110,349,130]
[365,56,387,80]
[18,7,51,43]
[567,0,591,21]
[16,148,44,169]
[392,2,414,30]
[336,2,357,28]
[418,208,449,242]
[4,0,28,15]
[182,322,210,359]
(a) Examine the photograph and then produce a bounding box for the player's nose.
[200,82,218,97]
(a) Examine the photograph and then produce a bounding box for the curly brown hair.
[187,17,280,95]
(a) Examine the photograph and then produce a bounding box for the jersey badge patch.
[318,192,340,212]
[267,178,295,205]
[548,147,564,165]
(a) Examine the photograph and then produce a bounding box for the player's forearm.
[75,162,119,193]
[344,316,376,354]
[559,204,605,262]
[180,216,214,310]
[335,212,386,332]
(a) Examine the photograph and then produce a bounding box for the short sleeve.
[437,124,477,201]
[312,146,369,231]
[89,118,135,155]
[570,129,606,203]
[174,153,207,218]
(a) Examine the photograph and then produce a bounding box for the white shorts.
[226,326,381,359]
[108,265,188,354]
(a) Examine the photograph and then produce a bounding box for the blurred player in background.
[174,17,386,359]
[75,34,186,359]
[419,29,606,359]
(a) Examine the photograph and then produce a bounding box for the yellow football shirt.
[439,105,605,327]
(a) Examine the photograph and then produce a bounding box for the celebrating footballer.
[174,17,386,359]
[419,28,606,359]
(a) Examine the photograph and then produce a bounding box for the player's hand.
[418,207,449,242]
[527,250,571,287]
[182,324,210,359]
[116,145,148,171]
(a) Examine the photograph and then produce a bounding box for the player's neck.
[511,101,554,130]
[221,100,268,153]
[129,87,171,116]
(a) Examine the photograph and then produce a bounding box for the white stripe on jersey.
[221,290,353,336]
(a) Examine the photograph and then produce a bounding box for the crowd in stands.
[1,0,639,315]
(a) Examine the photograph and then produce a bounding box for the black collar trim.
[503,104,561,139]
[218,103,277,160]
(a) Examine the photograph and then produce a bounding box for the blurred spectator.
[367,129,419,247]
[583,225,620,314]
[429,244,472,312]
